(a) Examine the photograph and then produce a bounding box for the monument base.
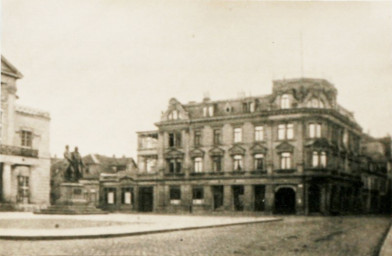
[36,182,106,215]
[58,183,88,205]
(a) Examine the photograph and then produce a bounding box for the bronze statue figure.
[64,145,84,182]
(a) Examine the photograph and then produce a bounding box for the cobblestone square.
[0,216,389,256]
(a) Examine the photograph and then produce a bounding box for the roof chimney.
[203,91,210,102]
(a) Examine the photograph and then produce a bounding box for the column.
[183,184,192,213]
[244,185,254,211]
[223,185,232,211]
[296,184,305,215]
[2,163,12,202]
[265,184,274,214]
[204,185,213,211]
[320,185,327,214]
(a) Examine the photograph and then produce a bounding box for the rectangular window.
[194,157,203,173]
[192,187,204,199]
[233,155,243,171]
[213,129,221,145]
[194,131,201,147]
[312,151,319,167]
[208,105,214,116]
[121,187,133,205]
[281,152,291,169]
[278,124,285,140]
[168,132,181,147]
[21,130,33,148]
[309,123,321,138]
[281,95,290,109]
[343,131,349,147]
[255,126,264,141]
[105,188,116,205]
[249,102,255,113]
[254,154,264,171]
[176,132,182,147]
[168,159,182,173]
[287,124,294,139]
[17,176,29,203]
[203,106,214,117]
[146,157,157,173]
[169,133,175,147]
[320,152,327,167]
[278,124,294,140]
[170,186,181,200]
[212,156,222,172]
[312,151,327,168]
[234,128,242,143]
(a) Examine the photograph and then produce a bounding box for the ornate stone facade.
[0,56,51,211]
[100,78,391,215]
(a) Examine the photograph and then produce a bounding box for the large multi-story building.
[0,56,51,211]
[100,78,391,215]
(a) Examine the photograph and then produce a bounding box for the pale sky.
[2,0,392,159]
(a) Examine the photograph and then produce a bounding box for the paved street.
[0,216,390,256]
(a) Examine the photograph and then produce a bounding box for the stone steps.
[0,203,17,212]
[36,205,108,215]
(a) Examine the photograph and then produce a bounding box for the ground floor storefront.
[98,176,383,215]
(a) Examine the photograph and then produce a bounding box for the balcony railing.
[0,144,38,158]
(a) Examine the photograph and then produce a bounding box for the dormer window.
[280,94,290,109]
[168,110,179,120]
[203,105,214,117]
[307,98,325,109]
[225,103,232,113]
[243,101,256,113]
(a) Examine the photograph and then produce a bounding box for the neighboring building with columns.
[99,78,391,215]
[1,56,51,211]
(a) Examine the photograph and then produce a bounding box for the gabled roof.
[1,55,23,79]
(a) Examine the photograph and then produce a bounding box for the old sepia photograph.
[1,0,392,255]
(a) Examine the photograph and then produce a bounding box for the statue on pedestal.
[64,145,85,182]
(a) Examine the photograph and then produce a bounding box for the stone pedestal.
[36,182,106,214]
[58,183,88,205]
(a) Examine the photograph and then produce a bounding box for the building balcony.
[164,172,185,177]
[274,168,296,174]
[250,170,268,175]
[0,144,38,158]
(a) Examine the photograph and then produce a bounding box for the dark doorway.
[308,185,321,213]
[274,187,296,214]
[139,187,153,212]
[254,185,265,211]
[232,185,244,211]
[212,186,224,210]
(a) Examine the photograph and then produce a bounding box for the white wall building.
[1,56,50,211]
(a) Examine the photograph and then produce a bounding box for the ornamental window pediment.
[164,149,184,159]
[251,143,268,154]
[276,142,294,153]
[305,138,331,150]
[209,147,225,157]
[229,145,246,156]
[190,148,205,158]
